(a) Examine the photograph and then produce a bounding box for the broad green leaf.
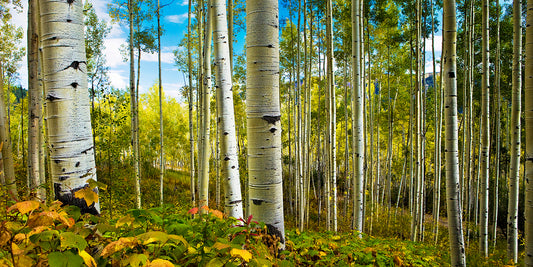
[48,251,84,267]
[87,178,107,190]
[124,253,148,267]
[207,257,225,267]
[60,232,87,251]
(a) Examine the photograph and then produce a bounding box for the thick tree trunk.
[0,65,16,200]
[246,0,285,248]
[40,0,99,214]
[212,0,243,219]
[442,0,466,264]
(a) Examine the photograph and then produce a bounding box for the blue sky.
[12,0,442,101]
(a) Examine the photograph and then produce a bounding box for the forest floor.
[0,165,519,266]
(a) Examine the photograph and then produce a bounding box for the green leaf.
[206,257,225,267]
[137,231,169,245]
[60,232,88,251]
[48,251,84,267]
[124,253,148,267]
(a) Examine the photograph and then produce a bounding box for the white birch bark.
[187,0,196,208]
[212,0,243,219]
[28,0,45,200]
[351,0,364,234]
[507,0,521,262]
[157,0,164,206]
[525,0,533,263]
[0,66,16,200]
[198,0,212,211]
[326,0,337,233]
[40,0,99,214]
[246,0,285,247]
[479,0,490,256]
[442,0,465,264]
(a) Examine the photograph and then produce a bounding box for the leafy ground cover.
[0,198,446,267]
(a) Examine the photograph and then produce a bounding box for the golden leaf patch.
[230,248,252,262]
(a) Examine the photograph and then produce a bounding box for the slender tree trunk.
[326,0,337,232]
[0,65,16,200]
[128,0,141,209]
[187,0,196,208]
[524,0,533,263]
[198,0,213,211]
[492,1,501,251]
[157,0,165,206]
[40,0,99,214]
[246,0,285,248]
[442,0,466,264]
[479,0,491,256]
[352,0,364,234]
[507,0,521,261]
[28,0,44,200]
[212,0,243,219]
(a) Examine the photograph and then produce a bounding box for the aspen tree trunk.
[480,0,490,256]
[28,0,44,200]
[187,0,196,208]
[246,0,285,247]
[507,0,521,261]
[492,1,501,250]
[0,66,16,200]
[352,0,364,233]
[199,0,212,211]
[157,0,165,206]
[326,0,337,232]
[524,0,533,263]
[442,0,466,264]
[40,0,99,214]
[127,0,141,209]
[212,0,243,219]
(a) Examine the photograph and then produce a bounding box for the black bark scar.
[262,115,281,124]
[63,61,86,72]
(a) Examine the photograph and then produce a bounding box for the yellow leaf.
[116,214,135,228]
[137,231,168,245]
[79,251,97,267]
[230,248,252,262]
[8,201,40,215]
[393,255,403,266]
[11,243,23,255]
[212,242,231,251]
[332,235,341,241]
[101,237,137,258]
[147,259,174,267]
[13,233,26,242]
[0,230,11,246]
[14,255,34,267]
[319,251,327,258]
[74,187,98,206]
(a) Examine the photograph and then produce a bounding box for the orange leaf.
[213,242,231,251]
[8,201,40,215]
[210,210,224,219]
[187,207,198,215]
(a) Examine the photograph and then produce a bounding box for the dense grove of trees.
[0,0,532,265]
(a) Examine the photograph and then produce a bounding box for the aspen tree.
[480,0,491,256]
[0,65,16,200]
[199,0,213,211]
[157,0,165,206]
[443,0,466,264]
[507,0,521,261]
[127,0,141,209]
[187,0,196,208]
[40,0,99,214]
[212,0,243,219]
[524,0,533,263]
[28,0,44,200]
[492,1,501,250]
[246,0,285,248]
[352,0,364,233]
[326,0,337,232]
